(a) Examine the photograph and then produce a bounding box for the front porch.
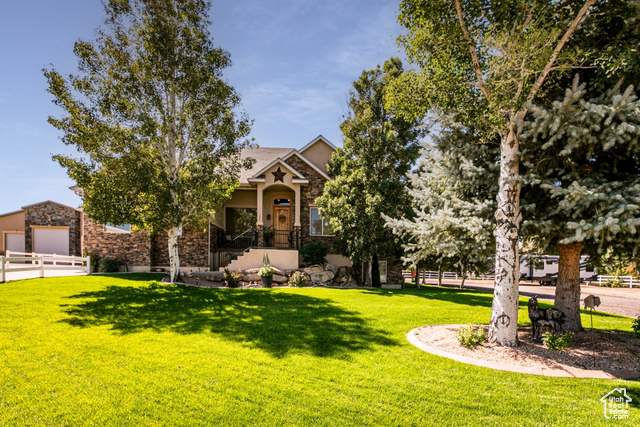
[213,226,302,270]
[212,156,312,269]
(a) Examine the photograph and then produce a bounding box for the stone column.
[257,225,264,247]
[293,225,301,249]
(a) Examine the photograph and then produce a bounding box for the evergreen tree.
[44,0,252,282]
[385,125,498,288]
[316,58,423,287]
[519,0,639,331]
[521,78,640,330]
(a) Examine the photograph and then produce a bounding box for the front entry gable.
[247,159,309,188]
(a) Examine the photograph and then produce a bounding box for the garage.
[5,233,25,253]
[33,227,69,256]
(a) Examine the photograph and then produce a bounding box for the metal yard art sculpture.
[527,296,566,341]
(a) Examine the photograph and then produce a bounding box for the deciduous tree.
[394,0,597,345]
[316,58,422,287]
[44,0,253,282]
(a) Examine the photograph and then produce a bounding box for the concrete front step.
[220,248,299,272]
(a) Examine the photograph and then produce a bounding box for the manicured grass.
[0,274,638,425]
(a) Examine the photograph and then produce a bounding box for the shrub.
[299,241,328,266]
[288,271,307,287]
[457,325,486,349]
[224,269,243,288]
[602,279,624,288]
[542,332,573,351]
[633,317,640,338]
[100,257,121,273]
[258,266,275,277]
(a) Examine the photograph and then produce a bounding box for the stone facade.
[23,202,82,256]
[353,255,405,286]
[83,214,151,267]
[150,225,209,267]
[284,154,335,248]
[384,255,405,285]
[84,214,209,269]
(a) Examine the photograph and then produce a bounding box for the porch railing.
[216,229,257,269]
[262,229,299,249]
[214,228,300,269]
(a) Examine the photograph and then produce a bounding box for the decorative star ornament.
[272,167,286,182]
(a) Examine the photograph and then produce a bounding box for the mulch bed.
[412,324,640,379]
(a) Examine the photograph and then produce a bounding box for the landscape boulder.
[310,270,335,284]
[304,265,324,275]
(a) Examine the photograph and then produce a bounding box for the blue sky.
[0,0,404,214]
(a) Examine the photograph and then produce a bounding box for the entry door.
[273,206,291,247]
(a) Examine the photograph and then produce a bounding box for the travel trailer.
[520,255,597,285]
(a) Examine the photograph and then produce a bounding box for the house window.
[379,261,387,284]
[226,208,257,236]
[310,207,332,236]
[105,223,131,234]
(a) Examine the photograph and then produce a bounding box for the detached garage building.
[0,200,208,272]
[0,201,83,257]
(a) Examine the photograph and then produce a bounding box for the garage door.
[33,228,69,255]
[5,233,25,253]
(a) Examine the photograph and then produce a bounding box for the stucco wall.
[299,139,333,174]
[0,211,25,253]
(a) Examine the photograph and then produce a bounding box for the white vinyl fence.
[402,270,639,288]
[595,275,640,289]
[1,251,90,283]
[403,270,496,281]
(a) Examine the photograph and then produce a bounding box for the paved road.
[415,279,640,319]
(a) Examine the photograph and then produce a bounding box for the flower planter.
[261,275,273,288]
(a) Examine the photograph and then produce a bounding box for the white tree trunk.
[168,226,181,283]
[488,123,522,346]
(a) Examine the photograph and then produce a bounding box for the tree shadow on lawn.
[59,283,398,359]
[364,287,629,329]
[363,287,496,310]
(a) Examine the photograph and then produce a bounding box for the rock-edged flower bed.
[175,264,359,288]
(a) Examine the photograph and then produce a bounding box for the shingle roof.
[238,147,295,183]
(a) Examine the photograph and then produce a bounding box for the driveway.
[414,278,640,319]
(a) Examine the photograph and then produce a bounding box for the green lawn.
[0,274,638,426]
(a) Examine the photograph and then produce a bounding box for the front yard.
[0,274,638,425]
